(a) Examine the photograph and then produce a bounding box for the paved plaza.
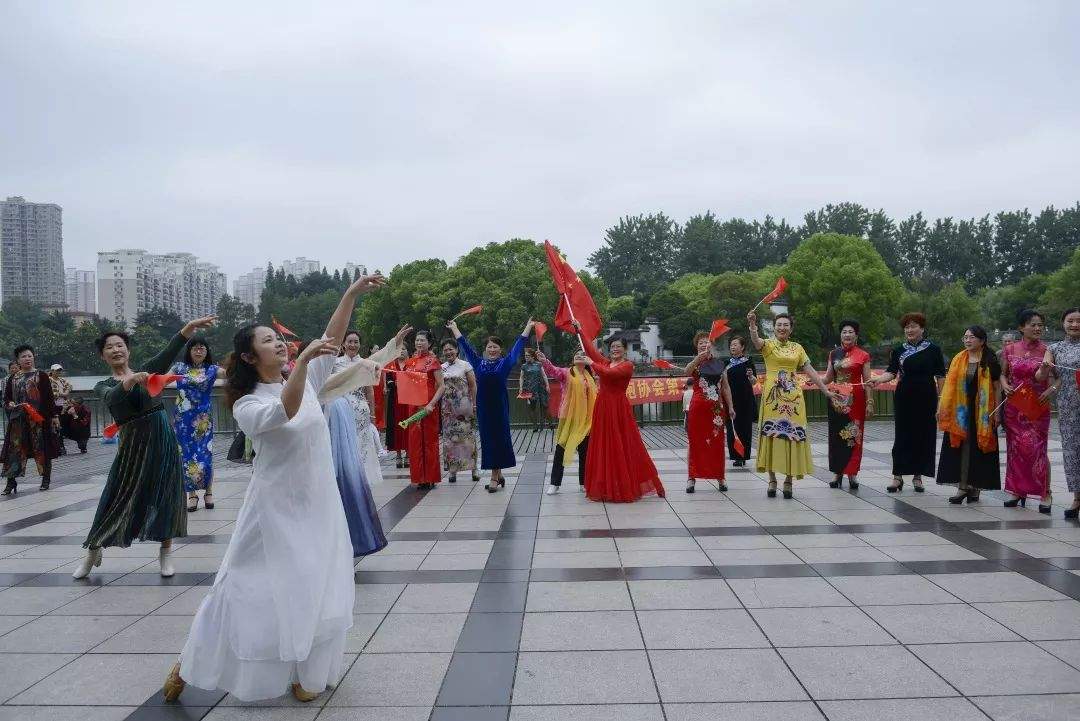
[2,422,1080,720]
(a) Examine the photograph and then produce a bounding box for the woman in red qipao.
[823,320,873,489]
[683,332,735,494]
[576,324,665,502]
[404,330,444,489]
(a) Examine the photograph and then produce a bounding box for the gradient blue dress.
[457,334,526,470]
[327,396,386,557]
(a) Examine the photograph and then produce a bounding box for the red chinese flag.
[652,358,676,370]
[534,321,548,342]
[103,422,119,439]
[396,370,430,406]
[732,435,746,457]
[708,319,731,342]
[546,240,603,340]
[1009,384,1050,422]
[762,277,788,305]
[146,373,182,398]
[455,305,483,319]
[271,315,299,339]
[21,403,44,424]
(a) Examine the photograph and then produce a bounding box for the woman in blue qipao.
[171,337,223,512]
[446,318,535,492]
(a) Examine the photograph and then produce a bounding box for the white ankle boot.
[545,485,560,495]
[159,546,175,577]
[72,548,102,579]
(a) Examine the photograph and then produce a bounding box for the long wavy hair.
[224,324,264,409]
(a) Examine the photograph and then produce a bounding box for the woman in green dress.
[73,315,217,580]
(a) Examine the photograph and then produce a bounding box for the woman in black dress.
[869,313,946,492]
[937,326,1002,503]
[724,336,757,467]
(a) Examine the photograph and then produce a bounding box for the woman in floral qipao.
[171,337,223,512]
[823,320,873,489]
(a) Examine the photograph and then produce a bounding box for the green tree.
[134,308,184,336]
[645,286,703,354]
[709,267,780,340]
[1041,246,1080,324]
[899,282,981,355]
[589,213,680,297]
[606,295,643,329]
[782,233,904,353]
[979,274,1049,332]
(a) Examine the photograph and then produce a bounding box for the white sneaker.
[72,548,102,579]
[545,485,560,495]
[159,547,175,578]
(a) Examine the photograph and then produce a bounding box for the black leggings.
[550,436,589,486]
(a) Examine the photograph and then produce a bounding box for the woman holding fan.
[823,320,873,489]
[447,318,533,492]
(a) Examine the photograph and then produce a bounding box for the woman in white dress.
[332,327,411,484]
[163,273,386,703]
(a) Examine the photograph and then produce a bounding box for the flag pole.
[563,292,588,353]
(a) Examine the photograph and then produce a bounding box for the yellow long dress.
[756,339,813,478]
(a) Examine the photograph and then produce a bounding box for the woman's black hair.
[1062,307,1080,322]
[1016,309,1044,327]
[609,337,626,351]
[440,338,457,351]
[965,325,1001,374]
[837,319,860,336]
[414,330,435,348]
[224,324,261,408]
[12,344,34,359]
[94,331,131,354]
[339,329,362,357]
[773,312,793,324]
[183,336,214,367]
[485,335,503,348]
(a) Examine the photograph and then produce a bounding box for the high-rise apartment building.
[0,196,65,307]
[232,267,267,310]
[97,250,226,328]
[65,268,97,314]
[281,257,321,278]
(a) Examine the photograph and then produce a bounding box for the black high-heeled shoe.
[1003,496,1026,508]
[886,477,903,493]
[782,481,793,499]
[1039,493,1052,515]
[766,480,777,498]
[829,475,842,489]
[847,477,859,490]
[967,493,980,504]
[1,480,15,496]
[718,482,728,492]
[1065,505,1080,520]
[486,478,506,493]
[685,479,696,494]
[948,491,969,504]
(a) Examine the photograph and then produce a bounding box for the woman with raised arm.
[683,332,735,494]
[1000,310,1053,512]
[574,322,665,502]
[1038,307,1080,518]
[170,336,224,512]
[539,349,597,495]
[404,330,445,489]
[447,319,532,492]
[937,326,1003,504]
[440,338,481,483]
[823,320,873,489]
[73,315,217,579]
[869,312,947,492]
[163,274,385,704]
[746,310,837,499]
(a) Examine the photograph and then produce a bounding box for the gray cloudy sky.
[3,1,1078,284]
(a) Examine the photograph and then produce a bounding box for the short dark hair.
[773,313,793,325]
[441,338,457,351]
[183,336,214,366]
[485,335,503,348]
[900,312,926,329]
[12,344,34,359]
[1017,309,1044,327]
[1062,307,1080,322]
[94,331,131,354]
[838,319,860,336]
[729,335,746,349]
[414,330,435,346]
[343,329,362,344]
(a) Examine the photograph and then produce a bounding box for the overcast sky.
[3,1,1078,285]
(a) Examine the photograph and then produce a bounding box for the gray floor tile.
[0,708,135,721]
[729,577,852,608]
[628,579,740,610]
[1039,640,1080,670]
[649,649,807,702]
[825,574,961,605]
[510,704,665,721]
[357,553,425,570]
[865,603,1022,643]
[780,646,956,700]
[0,614,34,635]
[533,538,617,553]
[793,546,896,564]
[366,612,467,652]
[775,533,869,549]
[317,709,431,721]
[419,553,490,570]
[520,610,642,650]
[48,585,188,615]
[10,652,178,705]
[329,652,451,706]
[662,702,824,721]
[455,611,523,652]
[430,540,495,554]
[526,581,632,611]
[817,698,988,721]
[92,613,195,652]
[750,606,894,647]
[705,548,805,566]
[694,535,784,550]
[150,585,211,615]
[435,651,515,706]
[512,651,659,704]
[971,693,1080,721]
[855,531,954,546]
[880,545,985,562]
[344,613,385,652]
[203,708,319,720]
[973,600,1080,641]
[0,585,94,614]
[0,614,139,653]
[615,536,701,552]
[352,583,406,614]
[638,609,769,649]
[0,652,79,704]
[925,572,1068,602]
[392,583,477,613]
[532,551,621,568]
[910,641,1080,695]
[620,549,712,567]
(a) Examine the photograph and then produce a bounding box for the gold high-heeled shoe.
[163,663,185,702]
[291,683,320,702]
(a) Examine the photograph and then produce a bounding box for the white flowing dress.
[178,354,354,701]
[332,345,398,485]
